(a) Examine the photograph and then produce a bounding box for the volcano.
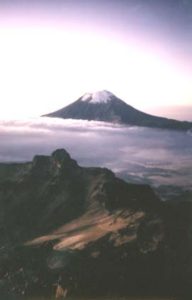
[43,90,192,130]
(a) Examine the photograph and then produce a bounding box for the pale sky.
[0,0,191,119]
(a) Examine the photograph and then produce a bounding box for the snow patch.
[81,91,113,103]
[81,93,92,101]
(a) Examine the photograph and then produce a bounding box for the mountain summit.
[81,90,114,103]
[1,149,192,298]
[43,90,192,130]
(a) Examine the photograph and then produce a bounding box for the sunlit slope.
[0,149,192,298]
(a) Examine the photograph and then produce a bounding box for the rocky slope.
[0,149,191,298]
[43,90,192,131]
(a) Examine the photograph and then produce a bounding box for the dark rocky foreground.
[0,149,192,299]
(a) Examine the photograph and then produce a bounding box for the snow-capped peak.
[81,90,114,103]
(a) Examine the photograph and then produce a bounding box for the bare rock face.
[0,149,191,298]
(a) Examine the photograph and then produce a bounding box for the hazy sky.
[0,0,192,119]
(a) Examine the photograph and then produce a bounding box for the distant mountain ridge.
[43,90,192,130]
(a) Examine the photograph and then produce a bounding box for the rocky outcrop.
[0,149,191,298]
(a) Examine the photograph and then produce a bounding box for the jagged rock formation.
[0,149,191,298]
[43,90,192,131]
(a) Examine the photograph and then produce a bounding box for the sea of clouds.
[0,117,192,198]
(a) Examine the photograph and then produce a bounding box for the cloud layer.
[0,117,192,197]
